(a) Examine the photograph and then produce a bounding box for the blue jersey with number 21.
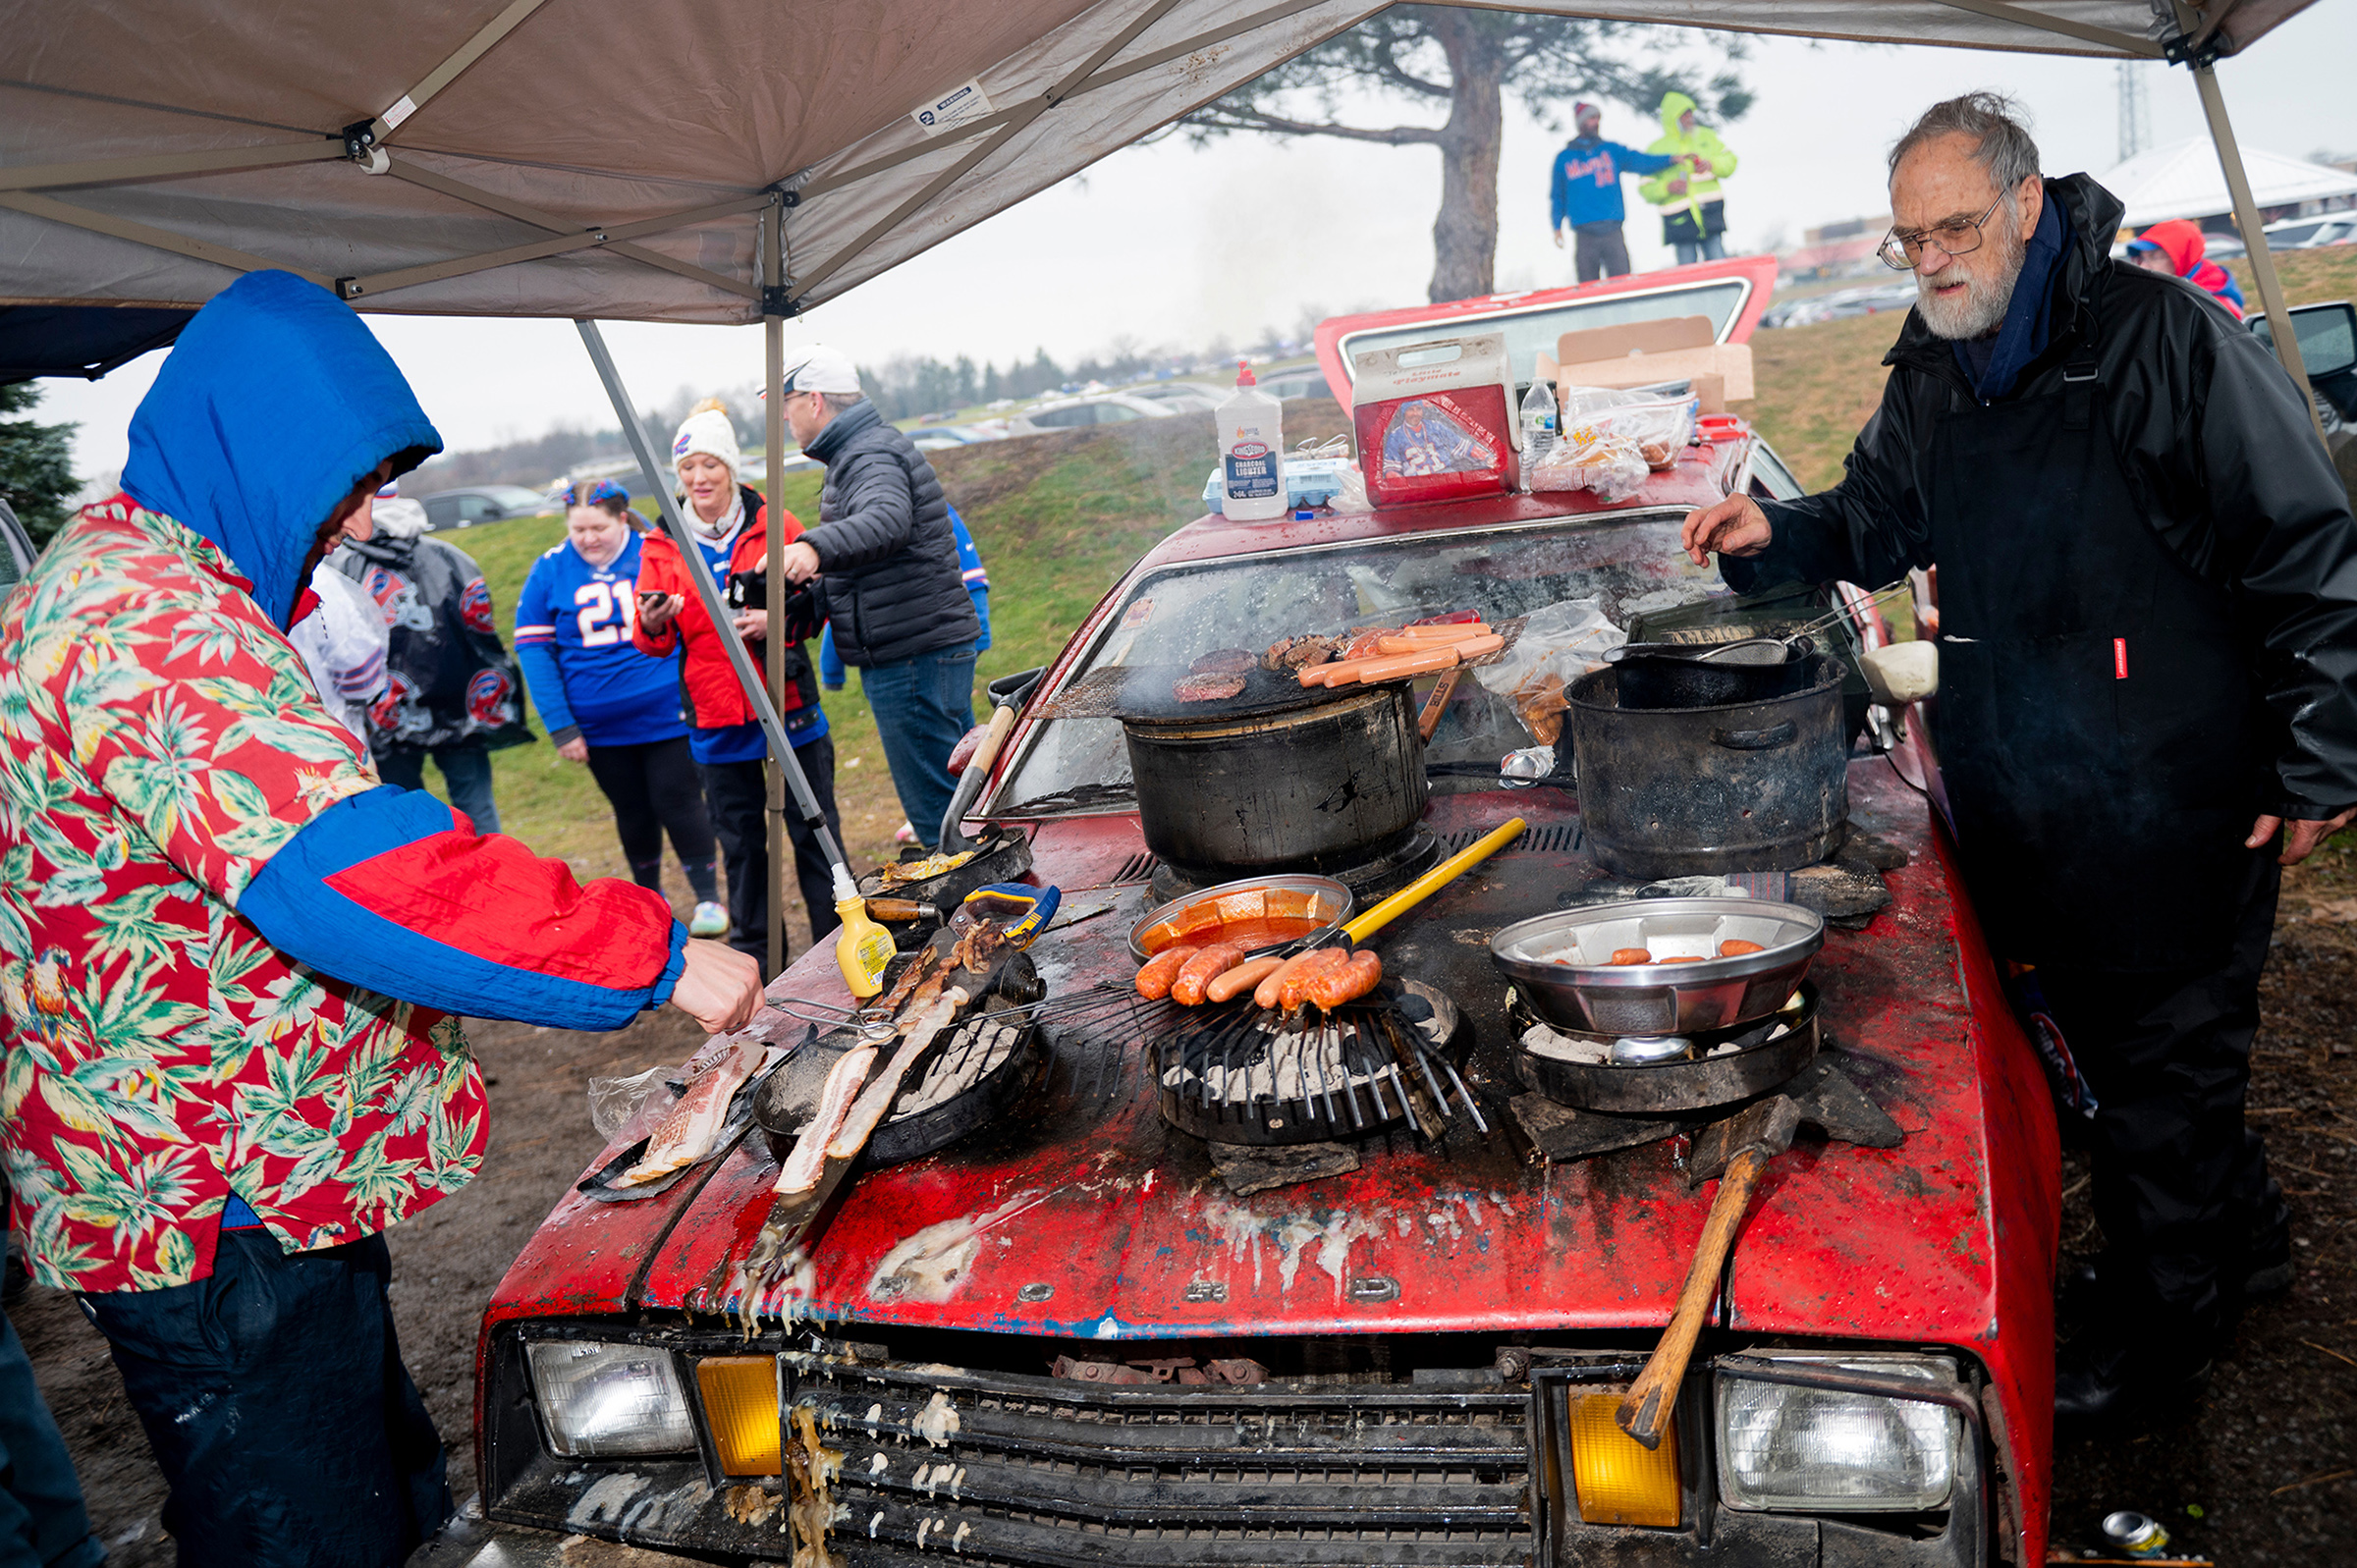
[513,530,687,747]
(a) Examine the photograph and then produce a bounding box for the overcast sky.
[38,3,2357,484]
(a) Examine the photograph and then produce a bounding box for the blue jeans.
[1672,233,1727,265]
[0,1241,103,1568]
[377,741,499,834]
[859,646,976,848]
[79,1229,450,1568]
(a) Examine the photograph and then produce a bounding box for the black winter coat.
[333,528,530,754]
[801,402,980,667]
[1727,173,2357,968]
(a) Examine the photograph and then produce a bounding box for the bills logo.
[370,673,413,730]
[673,431,694,458]
[459,576,495,635]
[466,667,513,727]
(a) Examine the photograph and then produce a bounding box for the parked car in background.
[1256,367,1328,400]
[2262,214,2357,251]
[1122,381,1224,412]
[0,498,38,600]
[417,484,554,530]
[1006,392,1176,434]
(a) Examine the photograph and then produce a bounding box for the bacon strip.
[614,1040,760,1186]
[828,987,971,1160]
[774,1044,878,1195]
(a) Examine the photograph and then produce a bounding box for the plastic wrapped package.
[587,1064,669,1142]
[1557,385,1701,470]
[1527,434,1650,503]
[1473,597,1627,744]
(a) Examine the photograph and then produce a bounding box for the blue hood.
[121,271,442,628]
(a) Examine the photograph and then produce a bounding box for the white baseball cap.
[778,343,863,398]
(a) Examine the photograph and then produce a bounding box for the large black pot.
[1567,653,1848,879]
[1124,682,1427,873]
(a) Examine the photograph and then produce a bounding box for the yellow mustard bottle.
[831,866,893,999]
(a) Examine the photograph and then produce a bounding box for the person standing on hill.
[1639,90,1739,265]
[515,478,728,938]
[1550,101,1681,283]
[633,405,840,972]
[771,345,982,849]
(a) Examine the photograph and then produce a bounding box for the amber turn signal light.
[696,1356,781,1477]
[1567,1392,1680,1527]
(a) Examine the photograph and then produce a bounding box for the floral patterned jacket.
[0,499,680,1292]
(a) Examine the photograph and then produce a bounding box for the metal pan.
[1490,897,1823,1036]
[1513,984,1822,1114]
[1126,874,1353,963]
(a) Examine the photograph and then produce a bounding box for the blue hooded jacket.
[1550,135,1679,229]
[122,270,442,629]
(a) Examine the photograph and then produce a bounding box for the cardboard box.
[1350,332,1514,508]
[1536,314,1753,413]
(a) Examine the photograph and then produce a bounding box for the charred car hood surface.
[488,768,2057,1468]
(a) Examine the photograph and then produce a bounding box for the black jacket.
[333,526,530,754]
[801,401,980,668]
[1728,173,2357,825]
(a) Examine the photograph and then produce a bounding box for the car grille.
[793,1357,1533,1566]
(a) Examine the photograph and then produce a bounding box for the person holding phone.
[632,403,840,973]
[515,479,727,936]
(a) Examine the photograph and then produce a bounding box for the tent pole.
[574,317,853,900]
[2181,46,2324,444]
[763,206,789,980]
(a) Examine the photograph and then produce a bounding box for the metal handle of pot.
[1710,722,1798,751]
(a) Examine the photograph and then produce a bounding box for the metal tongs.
[767,997,897,1044]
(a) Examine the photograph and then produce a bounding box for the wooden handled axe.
[1615,1060,1901,1449]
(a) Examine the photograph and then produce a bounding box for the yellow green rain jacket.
[1637,91,1738,242]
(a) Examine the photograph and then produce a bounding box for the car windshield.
[1334,280,1751,392]
[993,511,1728,816]
[484,485,551,513]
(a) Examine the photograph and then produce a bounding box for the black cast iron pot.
[1124,682,1427,874]
[1567,653,1848,880]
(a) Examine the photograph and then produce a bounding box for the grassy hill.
[457,246,2356,934]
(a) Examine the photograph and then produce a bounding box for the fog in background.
[39,8,2357,483]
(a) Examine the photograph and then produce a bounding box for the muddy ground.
[16,851,2356,1565]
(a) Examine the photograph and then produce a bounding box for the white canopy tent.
[2102,135,2357,226]
[0,0,2326,977]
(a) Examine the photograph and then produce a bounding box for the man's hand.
[1689,156,1713,177]
[556,736,589,763]
[732,609,767,641]
[1553,225,1565,249]
[779,540,822,585]
[669,939,763,1034]
[2245,805,2357,867]
[1680,494,1773,567]
[1668,176,1688,197]
[637,592,685,634]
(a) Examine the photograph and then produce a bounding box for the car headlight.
[525,1340,695,1458]
[1717,1355,1960,1512]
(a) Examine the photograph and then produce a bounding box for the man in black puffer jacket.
[1682,94,2357,1424]
[775,345,982,847]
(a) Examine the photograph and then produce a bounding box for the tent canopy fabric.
[0,307,192,384]
[2100,135,2357,227]
[0,0,2321,334]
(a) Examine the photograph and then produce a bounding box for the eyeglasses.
[1879,192,2007,271]
[560,478,630,509]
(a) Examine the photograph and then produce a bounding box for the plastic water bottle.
[1518,374,1558,491]
[1218,361,1287,521]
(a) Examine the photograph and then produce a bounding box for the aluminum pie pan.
[1128,874,1354,963]
[1490,896,1824,1036]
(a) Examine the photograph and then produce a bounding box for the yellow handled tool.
[1343,817,1526,944]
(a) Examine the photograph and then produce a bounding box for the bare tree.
[1183,8,1750,302]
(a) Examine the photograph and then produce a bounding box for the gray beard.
[1915,225,2028,341]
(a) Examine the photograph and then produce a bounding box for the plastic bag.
[1473,597,1626,744]
[1558,385,1700,470]
[1326,461,1373,514]
[1527,434,1649,503]
[587,1065,669,1143]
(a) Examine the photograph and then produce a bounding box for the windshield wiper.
[1001,781,1137,814]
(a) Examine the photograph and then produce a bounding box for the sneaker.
[893,821,919,845]
[689,901,730,938]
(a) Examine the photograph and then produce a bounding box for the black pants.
[585,735,719,901]
[1,1242,102,1568]
[78,1229,449,1568]
[1571,221,1631,282]
[698,736,843,971]
[2036,853,2282,1346]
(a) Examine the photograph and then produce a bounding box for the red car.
[449,262,2059,1568]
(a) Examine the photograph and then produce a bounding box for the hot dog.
[1253,947,1333,1008]
[1307,949,1383,1010]
[1374,625,1494,655]
[1135,943,1201,1000]
[1608,947,1654,966]
[1205,955,1285,1004]
[1326,644,1459,686]
[1172,943,1247,1005]
[1719,939,1766,956]
[1448,632,1506,661]
[1274,947,1350,1010]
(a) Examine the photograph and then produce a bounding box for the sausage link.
[1276,947,1350,1011]
[1135,943,1201,1000]
[1719,939,1766,956]
[1172,944,1247,1006]
[1608,947,1654,966]
[1206,955,1286,1004]
[1307,949,1383,1010]
[1253,948,1329,1008]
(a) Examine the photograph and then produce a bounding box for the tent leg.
[763,206,790,981]
[2187,55,2326,445]
[575,317,851,912]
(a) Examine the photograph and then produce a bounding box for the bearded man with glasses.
[1681,92,2357,1424]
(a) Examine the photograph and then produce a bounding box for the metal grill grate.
[1440,822,1580,855]
[1110,851,1160,885]
[792,1360,1533,1565]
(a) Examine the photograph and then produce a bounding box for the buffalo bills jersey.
[514,531,687,747]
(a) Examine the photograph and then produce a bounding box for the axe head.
[1688,1095,1801,1186]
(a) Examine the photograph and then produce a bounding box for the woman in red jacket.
[633,404,840,973]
